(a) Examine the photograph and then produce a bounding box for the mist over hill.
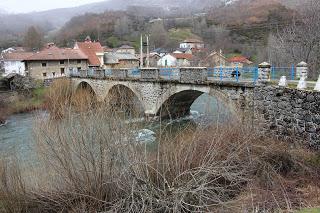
[0,0,307,48]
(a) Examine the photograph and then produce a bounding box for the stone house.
[104,52,139,69]
[74,37,104,68]
[202,51,228,67]
[24,46,88,80]
[1,51,34,76]
[179,39,204,50]
[115,45,136,55]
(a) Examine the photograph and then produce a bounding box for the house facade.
[1,51,34,76]
[115,45,136,55]
[24,46,88,79]
[104,52,139,69]
[157,53,192,67]
[203,51,228,67]
[179,39,205,50]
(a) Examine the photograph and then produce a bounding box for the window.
[52,72,55,77]
[60,68,65,75]
[43,73,47,77]
[42,62,47,67]
[60,60,65,65]
[77,60,82,64]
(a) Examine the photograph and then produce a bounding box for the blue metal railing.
[271,65,296,81]
[70,66,306,83]
[207,66,259,83]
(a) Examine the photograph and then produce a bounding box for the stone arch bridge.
[68,67,320,148]
[71,68,257,120]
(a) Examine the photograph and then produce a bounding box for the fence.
[68,65,307,83]
[207,66,259,82]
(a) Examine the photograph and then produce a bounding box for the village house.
[202,50,228,67]
[179,39,205,50]
[74,36,104,68]
[228,55,253,68]
[104,52,139,69]
[1,50,34,76]
[115,45,136,55]
[24,46,88,80]
[151,48,170,57]
[157,53,193,67]
[173,47,193,54]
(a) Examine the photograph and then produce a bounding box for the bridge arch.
[154,85,241,119]
[105,83,145,116]
[74,80,99,98]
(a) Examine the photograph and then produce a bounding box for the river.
[0,94,231,164]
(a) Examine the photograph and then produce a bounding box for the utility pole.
[146,34,150,68]
[140,34,143,68]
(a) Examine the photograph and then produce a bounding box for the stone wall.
[141,68,159,80]
[254,85,320,148]
[27,60,88,80]
[180,68,207,83]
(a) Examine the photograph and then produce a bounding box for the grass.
[297,208,320,213]
[168,28,200,43]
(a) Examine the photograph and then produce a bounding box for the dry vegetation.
[0,79,319,212]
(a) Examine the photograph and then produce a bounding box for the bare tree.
[269,0,320,78]
[23,26,44,51]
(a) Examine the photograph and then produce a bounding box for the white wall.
[3,60,26,76]
[157,55,177,67]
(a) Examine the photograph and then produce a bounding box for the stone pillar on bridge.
[296,61,308,79]
[258,62,271,83]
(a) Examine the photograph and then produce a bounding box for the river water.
[0,94,231,164]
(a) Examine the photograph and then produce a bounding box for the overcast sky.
[0,0,105,13]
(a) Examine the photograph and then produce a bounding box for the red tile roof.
[2,52,34,61]
[75,41,103,66]
[228,56,253,64]
[24,47,88,61]
[172,53,193,60]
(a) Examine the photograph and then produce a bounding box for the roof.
[75,41,103,66]
[172,53,193,60]
[205,51,227,61]
[228,56,253,64]
[104,53,139,64]
[119,45,134,49]
[2,52,34,61]
[182,38,204,44]
[24,47,88,61]
[151,48,170,54]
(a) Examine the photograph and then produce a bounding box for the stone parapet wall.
[254,85,320,148]
[141,68,159,80]
[180,68,207,83]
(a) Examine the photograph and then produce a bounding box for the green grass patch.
[297,208,320,213]
[168,28,200,43]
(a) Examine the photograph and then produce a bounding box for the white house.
[179,39,204,50]
[157,53,193,67]
[157,54,177,67]
[1,51,34,76]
